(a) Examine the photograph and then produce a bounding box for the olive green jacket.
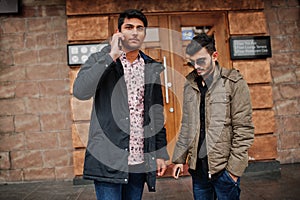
[172,65,254,177]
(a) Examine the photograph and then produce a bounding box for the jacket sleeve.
[73,50,114,100]
[172,83,192,164]
[226,78,254,177]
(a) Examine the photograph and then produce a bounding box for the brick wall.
[0,1,73,182]
[264,0,300,163]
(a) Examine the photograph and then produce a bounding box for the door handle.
[163,56,169,104]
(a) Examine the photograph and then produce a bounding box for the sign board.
[229,36,272,60]
[0,0,21,14]
[67,43,108,66]
[182,29,194,41]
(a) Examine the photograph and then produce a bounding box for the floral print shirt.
[120,52,145,165]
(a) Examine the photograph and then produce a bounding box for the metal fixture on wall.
[67,43,108,66]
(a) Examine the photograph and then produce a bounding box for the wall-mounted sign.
[182,29,194,41]
[0,0,21,14]
[229,36,272,60]
[67,43,108,66]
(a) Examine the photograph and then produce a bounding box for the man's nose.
[131,28,138,34]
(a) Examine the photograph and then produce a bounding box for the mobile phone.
[118,38,122,50]
[175,167,181,179]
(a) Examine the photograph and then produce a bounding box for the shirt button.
[105,64,108,67]
[125,148,128,151]
[152,157,155,160]
[125,179,128,182]
[125,117,129,120]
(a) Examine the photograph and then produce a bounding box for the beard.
[196,59,215,79]
[121,38,142,52]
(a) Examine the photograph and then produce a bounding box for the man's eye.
[137,27,145,32]
[195,58,206,64]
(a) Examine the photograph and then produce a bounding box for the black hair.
[186,33,216,56]
[118,9,148,32]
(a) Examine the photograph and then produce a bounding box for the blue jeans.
[192,170,241,200]
[94,172,146,200]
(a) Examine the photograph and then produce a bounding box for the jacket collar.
[139,50,164,74]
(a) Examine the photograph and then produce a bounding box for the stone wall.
[264,0,300,163]
[0,0,74,182]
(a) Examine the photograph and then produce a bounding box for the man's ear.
[212,51,218,61]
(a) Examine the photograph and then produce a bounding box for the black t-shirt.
[188,74,211,178]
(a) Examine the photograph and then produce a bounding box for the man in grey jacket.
[73,9,169,200]
[172,33,254,200]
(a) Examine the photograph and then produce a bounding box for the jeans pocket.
[224,170,239,184]
[214,170,241,200]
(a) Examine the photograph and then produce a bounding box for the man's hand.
[109,32,124,61]
[228,171,239,182]
[156,159,167,177]
[172,164,183,179]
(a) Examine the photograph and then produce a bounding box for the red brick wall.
[0,1,73,182]
[264,0,300,163]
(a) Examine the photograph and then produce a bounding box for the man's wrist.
[109,52,118,61]
[228,171,239,182]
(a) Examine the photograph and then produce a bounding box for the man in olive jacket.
[172,33,254,200]
[73,9,169,200]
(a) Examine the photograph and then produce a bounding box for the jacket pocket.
[209,92,230,126]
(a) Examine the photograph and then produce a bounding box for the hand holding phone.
[109,32,124,61]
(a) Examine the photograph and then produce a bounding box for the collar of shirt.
[120,52,143,66]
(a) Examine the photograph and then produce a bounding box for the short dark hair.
[118,9,148,32]
[186,33,216,56]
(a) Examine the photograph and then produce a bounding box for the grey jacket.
[172,65,254,177]
[73,46,169,192]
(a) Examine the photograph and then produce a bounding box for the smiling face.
[120,18,146,52]
[187,47,218,78]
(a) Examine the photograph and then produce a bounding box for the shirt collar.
[120,52,142,64]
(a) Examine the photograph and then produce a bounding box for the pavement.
[1,163,300,200]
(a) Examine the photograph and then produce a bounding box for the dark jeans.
[94,166,146,200]
[192,170,241,200]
